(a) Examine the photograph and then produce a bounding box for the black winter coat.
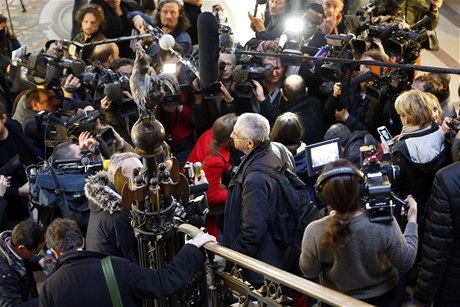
[85,172,139,264]
[0,231,41,307]
[260,94,328,145]
[39,245,206,307]
[413,162,460,306]
[223,141,293,285]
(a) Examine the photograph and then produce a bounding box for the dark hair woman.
[300,159,418,306]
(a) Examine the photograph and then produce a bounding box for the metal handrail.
[178,224,373,307]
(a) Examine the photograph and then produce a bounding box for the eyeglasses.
[231,131,249,140]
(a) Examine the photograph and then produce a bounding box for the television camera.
[352,2,431,63]
[232,54,274,99]
[365,68,413,102]
[359,145,406,223]
[35,109,114,149]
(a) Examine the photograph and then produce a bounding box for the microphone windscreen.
[219,28,233,50]
[232,65,248,85]
[159,34,176,51]
[198,12,219,88]
[103,83,124,104]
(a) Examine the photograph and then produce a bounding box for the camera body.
[360,146,404,223]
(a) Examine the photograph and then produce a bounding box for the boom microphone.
[198,12,219,89]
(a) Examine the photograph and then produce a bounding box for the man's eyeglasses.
[230,131,248,140]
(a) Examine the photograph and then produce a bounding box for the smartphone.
[377,126,394,146]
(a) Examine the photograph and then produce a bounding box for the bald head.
[282,75,306,101]
[92,43,120,68]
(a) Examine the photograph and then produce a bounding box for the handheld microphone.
[159,34,200,78]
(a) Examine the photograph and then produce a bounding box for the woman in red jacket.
[187,113,237,240]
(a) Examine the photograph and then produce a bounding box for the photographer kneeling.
[300,159,418,306]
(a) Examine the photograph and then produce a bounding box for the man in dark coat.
[0,103,39,230]
[223,113,294,286]
[40,218,215,307]
[0,220,45,307]
[261,74,328,145]
[85,152,142,264]
[89,0,140,58]
[412,138,460,306]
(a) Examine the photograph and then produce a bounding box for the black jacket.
[413,162,460,306]
[0,231,41,307]
[260,94,328,145]
[39,245,206,307]
[85,172,139,264]
[223,141,293,285]
[0,119,39,228]
[89,0,140,58]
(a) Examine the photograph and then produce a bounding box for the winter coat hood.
[394,122,449,174]
[85,171,122,214]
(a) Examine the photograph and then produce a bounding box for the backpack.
[244,143,320,250]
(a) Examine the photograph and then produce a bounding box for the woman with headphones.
[299,159,418,306]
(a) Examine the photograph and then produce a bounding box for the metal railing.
[178,224,373,307]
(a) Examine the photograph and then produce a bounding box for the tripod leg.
[20,0,26,12]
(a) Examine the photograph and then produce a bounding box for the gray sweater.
[299,211,418,299]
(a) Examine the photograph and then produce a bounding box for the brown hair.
[317,159,361,250]
[0,14,16,39]
[210,113,238,154]
[155,0,190,32]
[413,74,444,102]
[270,112,304,154]
[76,4,105,29]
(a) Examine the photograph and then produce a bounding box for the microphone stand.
[80,33,161,47]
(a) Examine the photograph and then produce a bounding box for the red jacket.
[187,129,230,214]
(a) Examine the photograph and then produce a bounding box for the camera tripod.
[3,0,27,36]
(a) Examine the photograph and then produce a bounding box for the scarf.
[398,124,432,140]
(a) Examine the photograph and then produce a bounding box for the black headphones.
[315,167,364,195]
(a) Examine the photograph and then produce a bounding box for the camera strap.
[47,166,72,217]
